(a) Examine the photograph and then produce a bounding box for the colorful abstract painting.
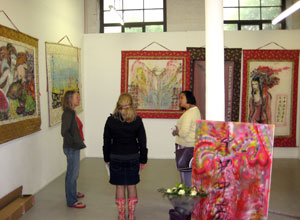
[121,51,190,118]
[0,24,41,144]
[187,48,242,121]
[241,50,299,147]
[192,120,275,220]
[45,42,82,126]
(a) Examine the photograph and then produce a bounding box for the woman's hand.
[105,162,110,165]
[140,163,146,171]
[172,126,179,136]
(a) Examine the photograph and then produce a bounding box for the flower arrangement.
[158,183,207,217]
[158,183,206,198]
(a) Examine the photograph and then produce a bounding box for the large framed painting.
[121,51,190,118]
[192,120,275,220]
[187,48,242,121]
[45,42,83,127]
[0,24,41,144]
[241,50,299,147]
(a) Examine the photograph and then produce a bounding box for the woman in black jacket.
[103,93,148,220]
[61,90,86,208]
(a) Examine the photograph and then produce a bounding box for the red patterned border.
[121,51,190,119]
[241,50,299,147]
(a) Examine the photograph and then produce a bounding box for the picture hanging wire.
[140,41,171,51]
[257,42,286,50]
[57,35,74,47]
[0,10,20,32]
[57,35,80,62]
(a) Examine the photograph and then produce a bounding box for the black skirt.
[109,154,140,185]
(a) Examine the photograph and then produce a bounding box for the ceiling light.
[272,1,300,25]
[109,5,124,25]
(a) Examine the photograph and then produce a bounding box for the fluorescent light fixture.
[272,0,300,25]
[109,5,124,25]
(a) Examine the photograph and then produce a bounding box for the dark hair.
[62,90,76,111]
[181,90,196,105]
[251,75,263,98]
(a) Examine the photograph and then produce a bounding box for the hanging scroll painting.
[45,42,82,126]
[187,48,242,121]
[121,51,190,118]
[0,24,41,144]
[241,50,299,147]
[192,120,275,220]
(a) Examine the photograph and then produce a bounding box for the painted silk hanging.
[187,48,242,121]
[45,42,83,126]
[0,24,41,143]
[121,51,190,118]
[241,50,299,147]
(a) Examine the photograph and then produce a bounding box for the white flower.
[178,189,185,195]
[166,188,172,193]
[190,190,197,196]
[179,184,184,188]
[172,187,177,191]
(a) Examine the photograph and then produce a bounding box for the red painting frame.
[241,50,299,147]
[121,51,190,119]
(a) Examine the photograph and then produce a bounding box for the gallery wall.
[83,30,300,159]
[0,0,84,197]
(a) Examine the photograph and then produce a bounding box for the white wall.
[0,0,84,197]
[83,30,300,160]
[167,0,205,31]
[85,0,100,33]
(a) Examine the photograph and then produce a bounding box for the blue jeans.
[176,144,193,187]
[63,147,80,206]
[179,171,192,187]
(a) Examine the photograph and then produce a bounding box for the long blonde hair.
[113,93,137,123]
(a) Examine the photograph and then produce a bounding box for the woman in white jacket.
[172,91,201,187]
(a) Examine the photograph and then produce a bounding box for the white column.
[205,0,225,121]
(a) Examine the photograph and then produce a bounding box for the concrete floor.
[20,158,300,220]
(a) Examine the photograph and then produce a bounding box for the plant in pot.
[158,183,207,220]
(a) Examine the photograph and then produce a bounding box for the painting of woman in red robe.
[248,66,280,124]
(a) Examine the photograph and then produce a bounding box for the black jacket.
[61,109,86,150]
[103,115,148,164]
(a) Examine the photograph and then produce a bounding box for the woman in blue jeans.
[61,90,86,208]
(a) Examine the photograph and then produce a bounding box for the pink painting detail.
[192,120,275,220]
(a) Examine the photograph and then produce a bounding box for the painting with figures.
[121,51,190,118]
[241,50,299,147]
[0,24,40,144]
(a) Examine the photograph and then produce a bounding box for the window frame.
[223,0,286,30]
[100,0,167,33]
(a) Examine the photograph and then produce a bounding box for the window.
[223,0,285,30]
[100,0,166,33]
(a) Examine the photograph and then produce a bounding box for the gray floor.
[20,158,300,220]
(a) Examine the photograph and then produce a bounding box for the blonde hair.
[113,93,136,123]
